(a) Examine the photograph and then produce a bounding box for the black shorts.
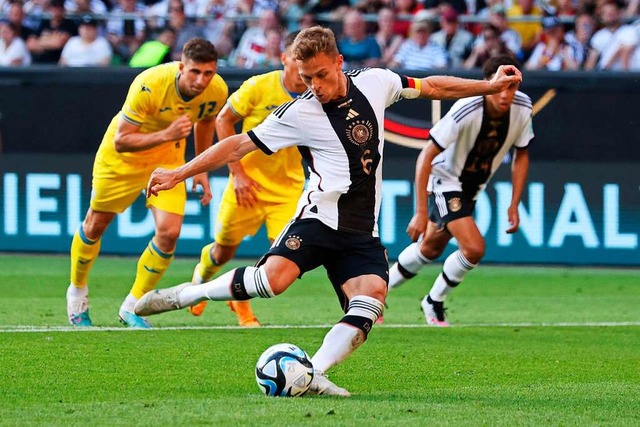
[428,191,476,231]
[257,218,389,312]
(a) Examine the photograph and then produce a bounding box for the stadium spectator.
[507,0,543,60]
[337,9,381,68]
[390,19,448,70]
[308,0,349,16]
[526,15,582,70]
[230,9,280,68]
[59,15,112,66]
[106,0,147,63]
[64,0,107,15]
[430,6,474,68]
[393,0,424,37]
[26,0,77,64]
[250,0,280,15]
[0,19,31,65]
[251,28,282,67]
[464,23,514,68]
[197,0,236,58]
[422,0,468,15]
[389,55,532,327]
[280,0,307,32]
[565,10,596,68]
[65,38,227,328]
[298,12,317,29]
[188,31,307,326]
[167,0,205,61]
[555,0,577,17]
[7,0,37,40]
[137,26,522,395]
[585,0,639,70]
[128,26,175,67]
[22,0,48,30]
[487,5,523,55]
[375,8,404,66]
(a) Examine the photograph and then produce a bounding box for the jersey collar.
[174,72,194,102]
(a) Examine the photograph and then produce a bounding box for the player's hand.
[192,172,212,206]
[406,211,428,242]
[232,168,261,208]
[146,167,180,198]
[488,65,523,92]
[506,205,520,234]
[164,115,192,141]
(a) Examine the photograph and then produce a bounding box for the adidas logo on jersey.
[347,109,359,120]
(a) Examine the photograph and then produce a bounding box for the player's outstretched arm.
[146,133,258,198]
[416,65,522,100]
[114,114,193,153]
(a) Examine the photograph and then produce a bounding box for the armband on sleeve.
[399,76,422,99]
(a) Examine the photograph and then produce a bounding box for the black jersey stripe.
[454,102,483,123]
[452,99,483,122]
[345,68,370,77]
[512,101,533,110]
[273,99,297,118]
[247,130,274,155]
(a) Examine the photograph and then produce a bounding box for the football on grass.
[255,343,314,397]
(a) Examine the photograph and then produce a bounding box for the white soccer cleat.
[134,283,191,316]
[66,286,92,327]
[421,295,449,327]
[305,372,351,397]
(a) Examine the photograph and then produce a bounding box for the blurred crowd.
[1,0,639,70]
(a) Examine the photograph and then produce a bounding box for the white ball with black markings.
[255,343,314,397]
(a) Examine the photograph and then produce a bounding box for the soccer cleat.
[227,301,260,327]
[134,283,191,316]
[305,371,351,397]
[188,263,208,316]
[67,294,93,327]
[421,295,449,327]
[119,310,152,328]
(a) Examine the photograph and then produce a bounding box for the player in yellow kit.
[66,38,228,328]
[189,31,307,326]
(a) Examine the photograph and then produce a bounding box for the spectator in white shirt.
[59,15,112,66]
[389,20,447,70]
[526,16,582,70]
[0,19,31,65]
[585,0,639,71]
[430,6,474,68]
[106,0,147,63]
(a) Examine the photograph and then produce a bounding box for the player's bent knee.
[462,243,485,264]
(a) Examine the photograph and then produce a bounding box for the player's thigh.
[324,234,389,312]
[420,221,452,259]
[91,154,150,213]
[260,255,301,295]
[214,185,265,246]
[263,199,299,241]
[151,206,184,244]
[446,216,485,261]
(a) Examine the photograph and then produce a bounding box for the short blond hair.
[291,26,339,61]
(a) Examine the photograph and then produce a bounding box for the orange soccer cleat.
[227,301,260,327]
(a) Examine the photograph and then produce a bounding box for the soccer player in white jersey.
[388,55,533,327]
[136,28,522,396]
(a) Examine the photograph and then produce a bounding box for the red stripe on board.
[384,118,430,139]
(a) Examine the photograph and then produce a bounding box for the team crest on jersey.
[448,197,462,213]
[140,84,151,93]
[285,235,302,250]
[346,120,374,147]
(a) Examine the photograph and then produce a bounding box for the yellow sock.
[197,242,223,282]
[70,226,101,287]
[130,239,174,299]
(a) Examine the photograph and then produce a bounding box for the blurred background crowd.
[0,0,638,70]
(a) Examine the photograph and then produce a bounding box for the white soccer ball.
[255,343,314,397]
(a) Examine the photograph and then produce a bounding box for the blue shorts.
[257,218,389,312]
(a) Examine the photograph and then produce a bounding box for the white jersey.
[248,68,412,236]
[428,91,534,199]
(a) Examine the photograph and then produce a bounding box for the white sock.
[389,243,431,289]
[311,295,384,373]
[66,283,88,299]
[178,266,274,307]
[119,293,138,313]
[429,250,477,302]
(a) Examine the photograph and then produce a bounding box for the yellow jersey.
[507,5,543,48]
[97,61,228,164]
[228,70,305,203]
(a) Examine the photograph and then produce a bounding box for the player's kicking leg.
[190,242,259,327]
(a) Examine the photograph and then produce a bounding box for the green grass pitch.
[0,254,638,426]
